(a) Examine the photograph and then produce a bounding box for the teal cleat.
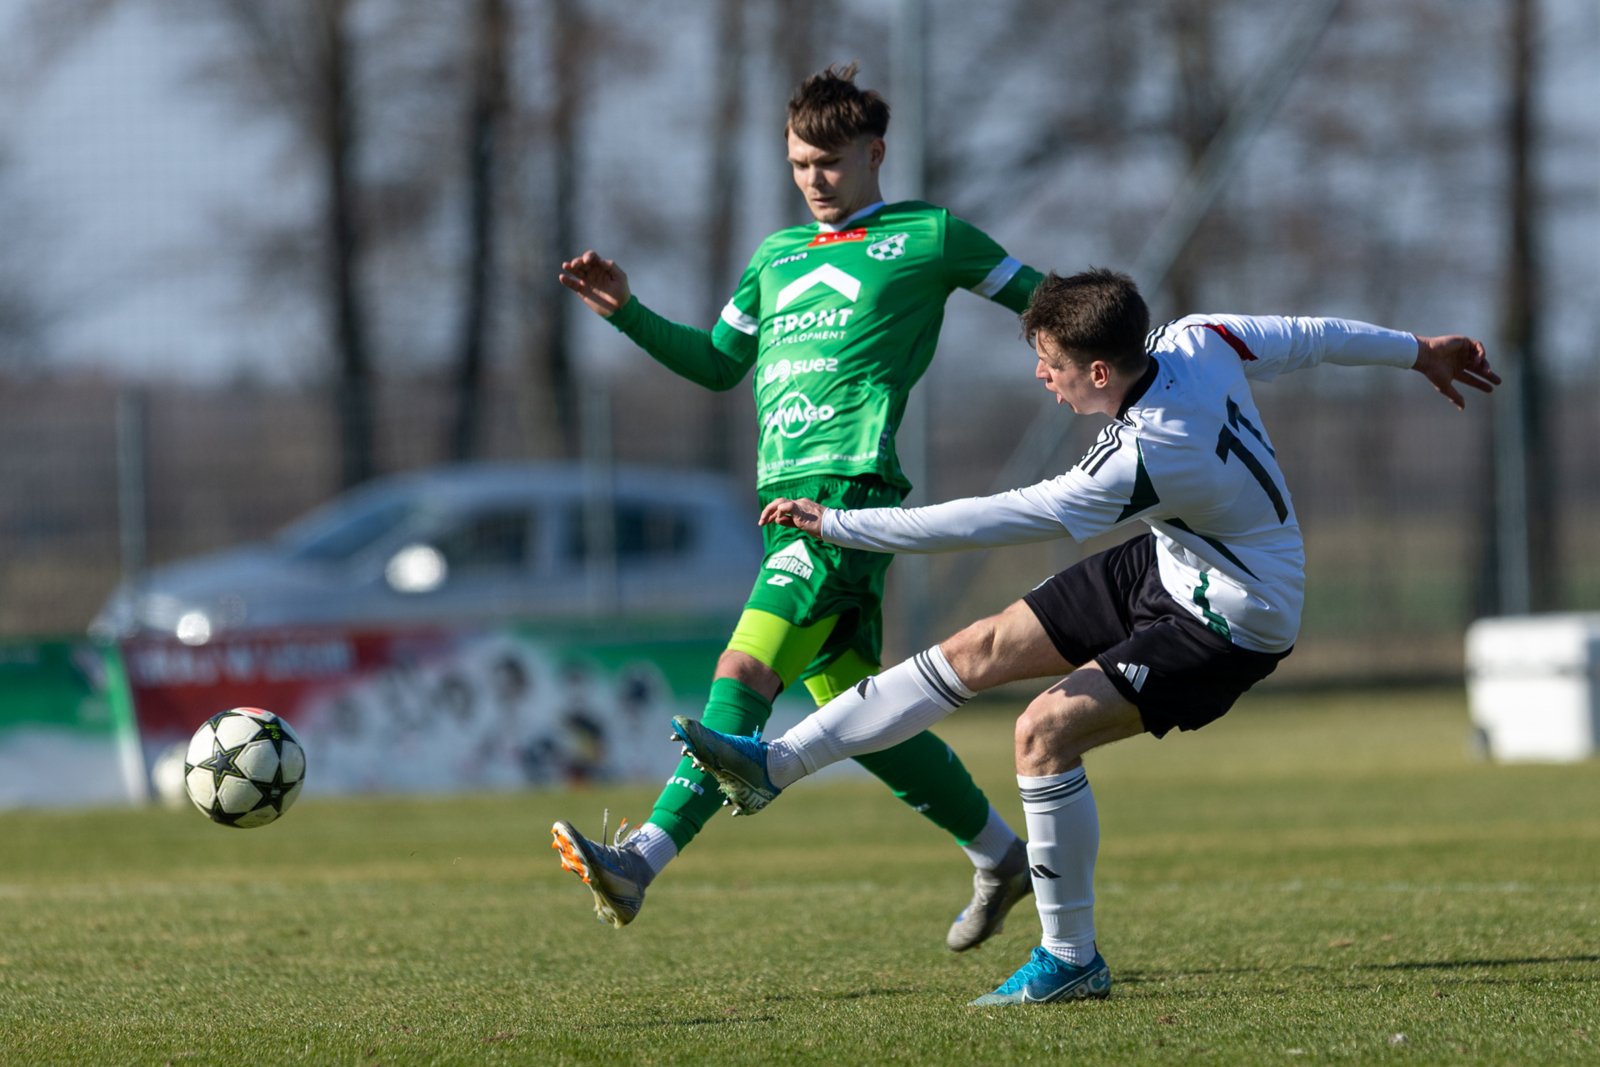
[670,715,781,816]
[969,947,1112,1007]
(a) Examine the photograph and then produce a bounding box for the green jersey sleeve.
[942,214,1043,313]
[608,292,759,393]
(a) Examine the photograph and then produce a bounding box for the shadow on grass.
[1112,952,1600,993]
[1363,954,1600,971]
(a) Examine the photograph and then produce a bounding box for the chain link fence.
[3,364,1595,687]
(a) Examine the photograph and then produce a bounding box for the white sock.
[961,804,1023,871]
[766,646,974,788]
[1019,767,1099,966]
[627,822,679,879]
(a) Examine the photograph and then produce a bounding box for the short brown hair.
[786,63,890,150]
[1021,268,1149,371]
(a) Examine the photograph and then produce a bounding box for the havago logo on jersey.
[762,356,840,385]
[764,390,837,439]
[866,233,908,261]
[764,540,816,580]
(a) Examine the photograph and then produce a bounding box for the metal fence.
[2,365,1595,687]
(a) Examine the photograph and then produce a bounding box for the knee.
[1014,692,1082,772]
[715,649,782,700]
[941,614,1003,689]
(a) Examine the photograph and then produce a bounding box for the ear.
[867,137,886,170]
[1090,360,1113,388]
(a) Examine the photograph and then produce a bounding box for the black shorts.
[1021,534,1290,738]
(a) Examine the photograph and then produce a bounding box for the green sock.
[853,730,991,844]
[649,678,772,851]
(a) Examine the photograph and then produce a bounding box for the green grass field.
[3,689,1597,1065]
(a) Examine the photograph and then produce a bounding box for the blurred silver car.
[90,462,762,644]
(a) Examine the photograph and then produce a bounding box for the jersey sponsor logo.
[772,251,808,267]
[771,307,856,340]
[1116,661,1150,692]
[764,540,815,580]
[866,233,908,261]
[764,390,837,439]
[808,228,868,246]
[775,264,861,310]
[762,356,840,384]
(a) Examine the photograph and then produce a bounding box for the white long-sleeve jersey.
[819,314,1418,653]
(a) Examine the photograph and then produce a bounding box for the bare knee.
[1015,692,1085,774]
[715,649,782,700]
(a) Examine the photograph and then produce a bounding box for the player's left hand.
[1413,334,1499,410]
[759,497,828,537]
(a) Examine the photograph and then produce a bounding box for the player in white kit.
[671,267,1497,1006]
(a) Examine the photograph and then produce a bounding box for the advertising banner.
[0,639,143,808]
[121,621,748,798]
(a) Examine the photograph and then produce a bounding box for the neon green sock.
[648,677,772,851]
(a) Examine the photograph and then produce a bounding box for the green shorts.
[741,474,905,681]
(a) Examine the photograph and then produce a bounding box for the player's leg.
[551,607,834,928]
[758,599,1071,784]
[805,650,1032,951]
[975,538,1289,1006]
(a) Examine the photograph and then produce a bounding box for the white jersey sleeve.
[819,479,1069,553]
[1151,314,1417,382]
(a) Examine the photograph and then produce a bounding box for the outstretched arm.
[1412,334,1499,410]
[558,250,631,318]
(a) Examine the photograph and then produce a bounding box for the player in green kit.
[551,63,1043,950]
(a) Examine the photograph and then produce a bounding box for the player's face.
[787,130,884,225]
[1033,334,1108,415]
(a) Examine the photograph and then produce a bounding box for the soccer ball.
[183,707,307,828]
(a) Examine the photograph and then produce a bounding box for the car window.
[563,502,694,564]
[283,498,415,563]
[434,509,533,571]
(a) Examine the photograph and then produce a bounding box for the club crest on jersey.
[765,540,816,580]
[808,228,868,247]
[866,233,908,261]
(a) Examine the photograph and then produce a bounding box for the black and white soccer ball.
[183,707,307,828]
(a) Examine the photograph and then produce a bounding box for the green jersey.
[608,200,1041,491]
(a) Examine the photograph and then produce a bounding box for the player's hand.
[759,497,829,537]
[558,250,632,318]
[1413,334,1499,410]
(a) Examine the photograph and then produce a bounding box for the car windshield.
[280,497,418,563]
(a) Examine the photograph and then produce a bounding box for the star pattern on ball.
[197,735,248,792]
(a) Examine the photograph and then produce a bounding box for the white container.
[1466,613,1600,762]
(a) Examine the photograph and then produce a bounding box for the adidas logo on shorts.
[1117,661,1150,691]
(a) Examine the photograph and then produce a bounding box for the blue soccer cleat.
[969,946,1112,1007]
[670,715,781,815]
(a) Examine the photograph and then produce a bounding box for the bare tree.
[312,0,375,488]
[448,0,509,462]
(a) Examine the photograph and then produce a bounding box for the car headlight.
[174,609,214,646]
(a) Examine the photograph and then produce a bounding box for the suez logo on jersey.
[762,356,839,385]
